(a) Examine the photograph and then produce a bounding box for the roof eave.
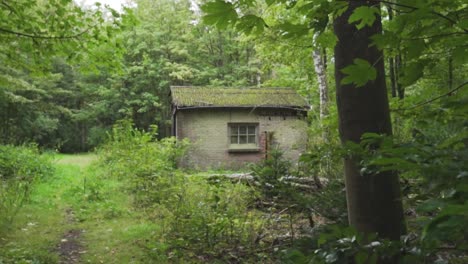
[175,105,310,112]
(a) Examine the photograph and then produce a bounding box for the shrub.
[250,147,291,198]
[98,120,189,206]
[0,144,53,231]
[98,120,266,262]
[151,173,263,260]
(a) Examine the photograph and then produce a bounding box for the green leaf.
[370,31,399,50]
[399,61,424,86]
[236,15,266,35]
[417,199,444,213]
[439,131,468,148]
[355,251,368,264]
[348,6,379,29]
[452,46,468,66]
[456,18,468,29]
[334,1,349,17]
[404,39,425,60]
[315,31,337,48]
[109,8,121,18]
[340,58,377,87]
[369,157,417,171]
[277,22,310,39]
[201,0,238,29]
[422,214,464,240]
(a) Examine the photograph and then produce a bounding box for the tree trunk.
[448,55,453,91]
[389,57,397,98]
[333,1,406,240]
[395,53,404,99]
[312,46,329,188]
[312,49,329,121]
[387,5,397,98]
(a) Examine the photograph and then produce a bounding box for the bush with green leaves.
[334,98,468,262]
[351,127,468,254]
[98,120,265,261]
[0,144,53,231]
[298,141,347,224]
[98,120,189,205]
[309,225,423,264]
[250,147,291,198]
[149,173,263,261]
[282,93,468,263]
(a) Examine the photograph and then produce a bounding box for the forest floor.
[0,154,158,263]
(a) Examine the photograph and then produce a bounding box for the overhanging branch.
[0,26,94,40]
[393,80,468,111]
[369,0,468,33]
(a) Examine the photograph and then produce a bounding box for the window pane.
[239,126,247,134]
[231,126,238,135]
[248,135,256,143]
[248,125,256,134]
[239,135,247,144]
[231,136,238,144]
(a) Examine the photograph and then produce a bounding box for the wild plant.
[0,145,53,232]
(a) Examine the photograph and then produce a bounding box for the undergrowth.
[97,120,273,262]
[0,144,54,233]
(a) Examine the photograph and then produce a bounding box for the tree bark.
[333,1,406,240]
[312,46,329,187]
[387,5,397,98]
[448,55,453,91]
[395,53,404,99]
[312,49,329,121]
[389,57,397,98]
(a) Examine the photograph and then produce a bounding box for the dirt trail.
[54,155,95,263]
[56,209,85,264]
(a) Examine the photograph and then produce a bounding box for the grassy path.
[0,154,158,263]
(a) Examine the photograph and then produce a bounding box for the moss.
[171,86,309,109]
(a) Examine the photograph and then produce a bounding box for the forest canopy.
[0,0,467,263]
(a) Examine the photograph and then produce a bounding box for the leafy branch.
[0,26,95,40]
[371,0,468,33]
[401,32,467,41]
[1,1,15,14]
[393,80,468,111]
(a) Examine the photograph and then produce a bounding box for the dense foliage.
[97,121,272,262]
[1,0,265,151]
[0,145,53,232]
[1,0,467,263]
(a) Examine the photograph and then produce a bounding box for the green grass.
[0,155,80,263]
[72,165,161,263]
[55,153,97,167]
[0,153,160,264]
[1,152,271,263]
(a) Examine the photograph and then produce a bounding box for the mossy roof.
[170,86,309,110]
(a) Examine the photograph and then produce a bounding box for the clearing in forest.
[0,153,158,263]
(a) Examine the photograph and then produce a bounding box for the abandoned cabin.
[170,86,310,169]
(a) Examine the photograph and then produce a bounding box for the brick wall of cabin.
[175,108,308,169]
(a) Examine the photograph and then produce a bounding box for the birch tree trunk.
[312,39,329,187]
[312,49,329,121]
[333,0,406,240]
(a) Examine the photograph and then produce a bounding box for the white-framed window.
[228,123,259,152]
[229,123,258,145]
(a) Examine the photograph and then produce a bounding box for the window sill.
[228,148,260,153]
[228,144,260,153]
[228,146,260,153]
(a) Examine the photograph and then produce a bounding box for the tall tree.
[0,0,123,149]
[201,0,407,240]
[334,1,405,240]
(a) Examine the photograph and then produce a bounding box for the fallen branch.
[207,173,328,190]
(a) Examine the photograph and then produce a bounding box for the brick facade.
[175,108,308,169]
